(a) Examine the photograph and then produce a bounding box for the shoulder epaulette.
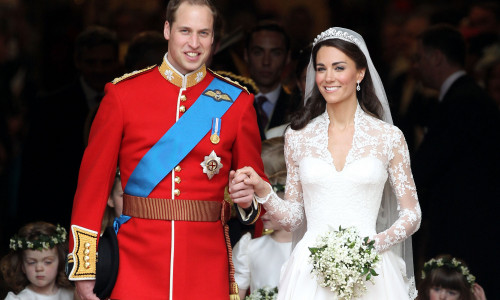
[209,69,252,95]
[112,65,157,84]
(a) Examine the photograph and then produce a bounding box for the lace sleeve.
[259,130,305,232]
[373,129,421,252]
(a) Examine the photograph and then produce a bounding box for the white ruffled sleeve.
[5,291,23,300]
[232,232,252,290]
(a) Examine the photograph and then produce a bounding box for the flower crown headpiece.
[313,28,362,48]
[9,224,67,251]
[421,257,476,286]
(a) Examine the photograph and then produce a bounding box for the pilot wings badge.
[203,89,233,103]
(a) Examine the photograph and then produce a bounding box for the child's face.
[261,212,284,232]
[108,177,124,217]
[22,248,59,293]
[429,286,460,300]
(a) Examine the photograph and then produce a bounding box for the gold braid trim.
[237,198,261,225]
[210,69,252,95]
[221,201,240,300]
[68,225,98,280]
[247,200,261,225]
[158,58,207,88]
[112,65,156,84]
[224,223,239,300]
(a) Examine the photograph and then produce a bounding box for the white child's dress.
[232,232,292,293]
[5,287,73,300]
[260,106,421,299]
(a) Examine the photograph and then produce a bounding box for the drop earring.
[356,81,361,91]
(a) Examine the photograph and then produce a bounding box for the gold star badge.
[200,150,223,180]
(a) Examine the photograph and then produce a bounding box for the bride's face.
[314,46,364,105]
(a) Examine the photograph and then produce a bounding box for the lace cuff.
[254,182,274,204]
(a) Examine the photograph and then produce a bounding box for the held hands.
[75,280,100,300]
[229,167,270,208]
[228,169,254,209]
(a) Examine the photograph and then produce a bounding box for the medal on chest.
[210,117,221,144]
[201,150,223,180]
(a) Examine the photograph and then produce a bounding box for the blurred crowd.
[0,0,499,298]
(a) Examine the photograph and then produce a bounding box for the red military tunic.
[67,56,265,300]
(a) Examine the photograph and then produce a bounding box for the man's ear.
[431,49,445,67]
[164,21,171,40]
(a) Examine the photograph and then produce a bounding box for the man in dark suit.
[412,24,500,293]
[244,22,300,139]
[17,26,120,231]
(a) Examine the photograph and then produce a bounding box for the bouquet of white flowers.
[244,286,278,300]
[309,226,380,299]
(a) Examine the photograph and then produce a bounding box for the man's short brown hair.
[165,0,218,32]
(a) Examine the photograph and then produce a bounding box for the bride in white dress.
[229,27,421,299]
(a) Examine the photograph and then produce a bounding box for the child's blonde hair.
[261,137,286,179]
[0,222,73,293]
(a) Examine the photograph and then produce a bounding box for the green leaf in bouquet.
[309,247,319,255]
[370,268,379,276]
[361,267,369,275]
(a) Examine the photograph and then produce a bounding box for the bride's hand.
[231,166,270,197]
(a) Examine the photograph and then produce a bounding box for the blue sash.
[124,77,242,197]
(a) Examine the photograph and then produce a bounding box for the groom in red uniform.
[66,0,266,299]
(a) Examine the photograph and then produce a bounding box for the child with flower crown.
[417,255,487,300]
[1,222,75,300]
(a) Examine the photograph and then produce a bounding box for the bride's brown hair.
[290,39,383,130]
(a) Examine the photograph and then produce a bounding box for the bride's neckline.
[322,104,362,172]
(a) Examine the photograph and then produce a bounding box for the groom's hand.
[75,280,99,300]
[229,170,254,209]
[234,166,271,197]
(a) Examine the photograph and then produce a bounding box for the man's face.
[245,30,290,93]
[76,44,119,92]
[413,41,438,90]
[164,2,214,75]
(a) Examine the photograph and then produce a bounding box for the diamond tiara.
[313,28,362,47]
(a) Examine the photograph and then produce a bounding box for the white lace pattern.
[261,105,421,253]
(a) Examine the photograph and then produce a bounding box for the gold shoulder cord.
[112,65,157,84]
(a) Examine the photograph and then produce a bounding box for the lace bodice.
[260,105,421,252]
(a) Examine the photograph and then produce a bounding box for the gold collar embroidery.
[159,54,207,88]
